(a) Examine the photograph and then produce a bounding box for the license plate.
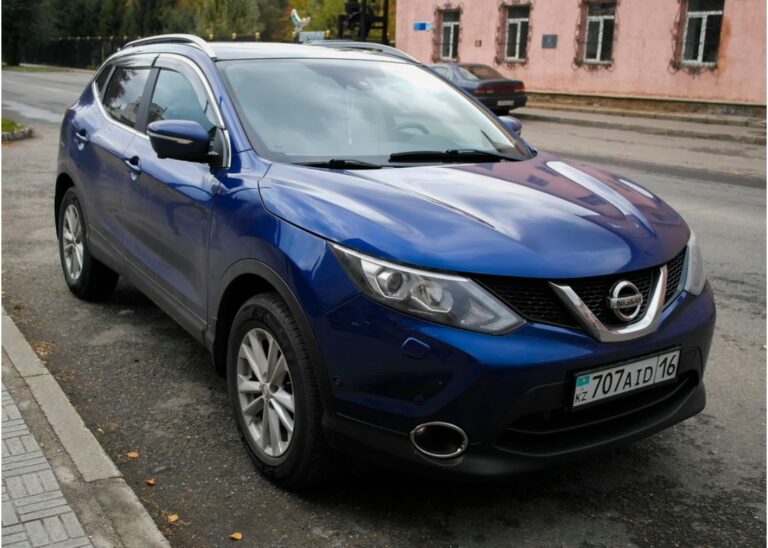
[572,350,679,408]
[497,100,515,106]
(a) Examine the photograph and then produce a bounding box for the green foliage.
[2,119,24,133]
[1,0,392,65]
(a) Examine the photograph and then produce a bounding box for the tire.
[57,187,119,300]
[227,292,329,488]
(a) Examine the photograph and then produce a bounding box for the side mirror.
[147,120,215,165]
[498,115,523,134]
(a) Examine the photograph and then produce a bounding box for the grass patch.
[2,119,24,133]
[2,64,71,73]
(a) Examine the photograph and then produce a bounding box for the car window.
[102,66,151,129]
[456,67,480,81]
[147,69,217,133]
[94,65,113,97]
[431,66,452,79]
[464,65,504,80]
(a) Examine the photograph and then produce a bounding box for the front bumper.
[314,282,715,477]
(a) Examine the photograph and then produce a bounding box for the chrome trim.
[550,265,668,343]
[410,422,468,459]
[146,130,194,145]
[123,34,217,59]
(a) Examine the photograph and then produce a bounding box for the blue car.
[56,35,715,487]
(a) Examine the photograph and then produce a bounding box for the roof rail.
[122,34,217,59]
[306,40,419,63]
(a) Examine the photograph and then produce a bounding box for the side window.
[147,69,217,134]
[583,1,616,64]
[682,0,724,66]
[102,66,151,129]
[94,65,113,97]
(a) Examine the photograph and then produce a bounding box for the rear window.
[464,65,504,80]
[102,66,151,129]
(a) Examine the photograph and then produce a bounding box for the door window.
[147,69,217,134]
[102,66,151,129]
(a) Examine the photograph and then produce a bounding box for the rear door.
[69,55,155,265]
[120,55,226,333]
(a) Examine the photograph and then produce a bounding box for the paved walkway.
[2,384,92,547]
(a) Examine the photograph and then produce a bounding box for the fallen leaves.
[126,451,140,459]
[32,340,55,359]
[167,514,180,523]
[229,532,243,541]
[145,479,156,486]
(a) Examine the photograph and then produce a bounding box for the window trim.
[439,11,461,61]
[583,7,616,64]
[504,8,530,62]
[681,8,724,67]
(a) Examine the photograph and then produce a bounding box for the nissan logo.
[607,280,644,322]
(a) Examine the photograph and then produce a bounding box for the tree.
[2,0,45,65]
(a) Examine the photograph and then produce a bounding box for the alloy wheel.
[62,204,84,281]
[237,328,295,457]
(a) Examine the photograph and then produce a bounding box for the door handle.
[74,129,89,149]
[124,156,141,180]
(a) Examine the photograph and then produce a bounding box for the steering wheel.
[389,122,430,137]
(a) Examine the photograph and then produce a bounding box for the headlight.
[683,231,707,295]
[332,244,524,334]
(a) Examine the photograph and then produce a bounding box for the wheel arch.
[209,259,336,414]
[54,172,76,236]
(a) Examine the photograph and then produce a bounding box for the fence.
[21,34,264,69]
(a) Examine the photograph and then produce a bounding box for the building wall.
[395,0,766,105]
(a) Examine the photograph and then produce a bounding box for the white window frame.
[440,14,460,60]
[583,8,615,64]
[681,8,724,67]
[505,10,530,61]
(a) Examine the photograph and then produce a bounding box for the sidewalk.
[514,106,766,145]
[1,309,170,547]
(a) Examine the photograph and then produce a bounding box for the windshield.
[219,58,533,166]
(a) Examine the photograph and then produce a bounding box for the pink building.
[395,0,766,106]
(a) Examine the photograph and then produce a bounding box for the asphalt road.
[2,68,766,547]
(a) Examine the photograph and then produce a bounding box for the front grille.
[476,248,687,330]
[495,371,698,456]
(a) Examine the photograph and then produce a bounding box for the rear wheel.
[227,292,329,488]
[57,187,118,300]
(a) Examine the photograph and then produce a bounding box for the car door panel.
[120,57,223,325]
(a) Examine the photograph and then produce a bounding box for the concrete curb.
[514,111,766,145]
[2,309,171,548]
[2,127,34,143]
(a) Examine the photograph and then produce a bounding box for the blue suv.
[56,35,715,487]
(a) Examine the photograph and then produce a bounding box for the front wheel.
[57,187,118,300]
[227,293,329,488]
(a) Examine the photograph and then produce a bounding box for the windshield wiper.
[388,149,520,164]
[298,159,383,170]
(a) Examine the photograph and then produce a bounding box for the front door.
[120,57,224,330]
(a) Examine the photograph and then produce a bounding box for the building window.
[440,10,460,60]
[682,0,724,66]
[583,2,616,64]
[505,6,530,61]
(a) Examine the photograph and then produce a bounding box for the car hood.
[258,151,689,278]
